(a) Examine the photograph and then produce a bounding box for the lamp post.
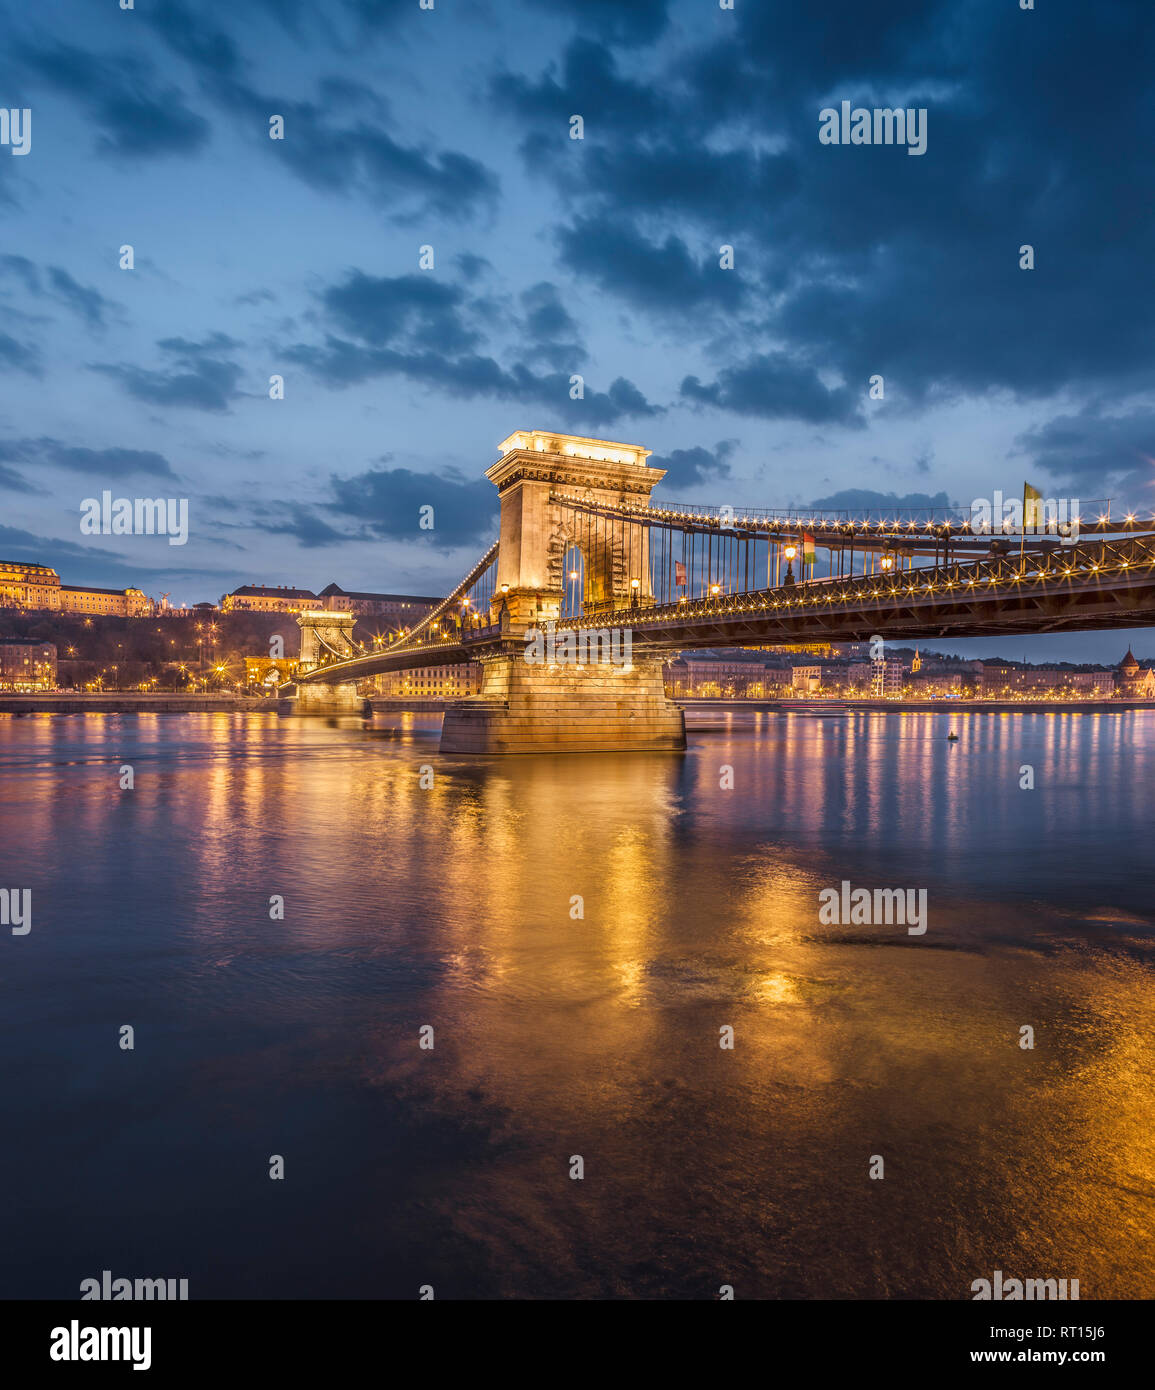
[630,577,641,609]
[568,569,578,617]
[783,545,797,587]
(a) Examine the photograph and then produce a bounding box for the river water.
[1,708,1152,1299]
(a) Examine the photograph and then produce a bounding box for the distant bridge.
[290,430,1155,751]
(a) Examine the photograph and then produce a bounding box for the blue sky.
[1,0,1152,661]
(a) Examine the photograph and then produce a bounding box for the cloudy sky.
[1,0,1152,659]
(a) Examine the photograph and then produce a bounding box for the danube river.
[1,709,1152,1299]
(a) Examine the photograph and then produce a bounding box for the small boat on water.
[947,730,959,741]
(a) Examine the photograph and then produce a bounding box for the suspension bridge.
[290,430,1155,752]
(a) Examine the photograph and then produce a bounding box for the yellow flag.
[1024,482,1043,530]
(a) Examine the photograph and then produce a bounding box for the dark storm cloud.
[557,218,743,316]
[522,0,670,48]
[17,40,210,158]
[327,466,498,548]
[1014,405,1155,502]
[287,337,660,428]
[340,0,412,32]
[497,38,667,132]
[0,464,37,494]
[287,268,657,426]
[0,255,41,294]
[0,257,117,329]
[0,437,179,480]
[254,100,497,221]
[454,253,491,284]
[45,268,113,329]
[148,0,498,221]
[0,522,156,566]
[650,441,735,492]
[0,332,41,376]
[90,333,245,413]
[260,504,352,549]
[321,272,480,354]
[521,282,579,343]
[520,282,586,371]
[491,0,1155,456]
[808,488,954,513]
[681,354,863,427]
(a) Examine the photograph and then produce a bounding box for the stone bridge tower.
[294,610,363,713]
[487,431,666,630]
[441,430,685,754]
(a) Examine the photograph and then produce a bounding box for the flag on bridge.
[675,560,687,587]
[803,532,816,567]
[1024,482,1043,530]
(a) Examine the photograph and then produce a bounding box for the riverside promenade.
[0,693,281,714]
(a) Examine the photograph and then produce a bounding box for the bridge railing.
[647,498,1118,529]
[553,531,1155,631]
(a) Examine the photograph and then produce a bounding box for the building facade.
[665,656,790,697]
[0,638,57,690]
[317,584,441,628]
[0,561,151,616]
[0,561,62,609]
[975,660,1120,699]
[375,664,483,698]
[220,585,319,613]
[58,584,151,617]
[791,664,823,692]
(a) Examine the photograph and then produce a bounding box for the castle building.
[316,584,441,628]
[220,585,318,613]
[0,561,151,616]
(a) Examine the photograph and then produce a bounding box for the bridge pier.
[294,680,365,715]
[440,650,685,754]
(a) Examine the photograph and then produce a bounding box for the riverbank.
[678,697,1155,714]
[0,693,281,714]
[3,692,1153,717]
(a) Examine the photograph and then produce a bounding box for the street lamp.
[630,577,641,609]
[783,545,797,587]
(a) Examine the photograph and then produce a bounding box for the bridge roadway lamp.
[783,545,797,586]
[631,577,641,607]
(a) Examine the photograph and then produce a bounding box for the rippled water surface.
[1,708,1152,1299]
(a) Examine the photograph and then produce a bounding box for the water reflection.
[0,709,1152,1298]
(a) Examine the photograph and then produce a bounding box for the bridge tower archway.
[486,431,666,630]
